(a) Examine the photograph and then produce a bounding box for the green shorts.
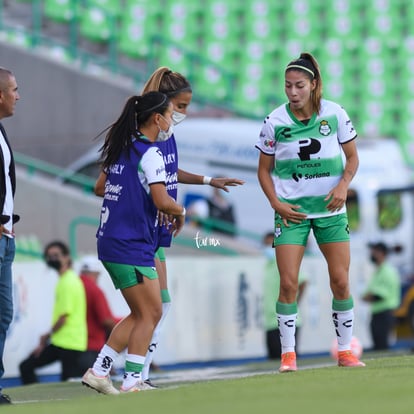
[102,261,158,290]
[154,247,166,262]
[273,213,350,246]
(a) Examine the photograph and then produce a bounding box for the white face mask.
[172,111,186,125]
[156,116,174,141]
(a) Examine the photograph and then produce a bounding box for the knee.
[330,277,349,297]
[279,277,298,301]
[151,306,162,327]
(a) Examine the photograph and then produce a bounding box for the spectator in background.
[78,256,121,372]
[262,232,307,359]
[187,184,237,236]
[0,67,20,405]
[362,242,401,350]
[19,241,87,384]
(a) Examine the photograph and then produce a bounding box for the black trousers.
[77,350,99,373]
[19,344,84,384]
[370,310,394,350]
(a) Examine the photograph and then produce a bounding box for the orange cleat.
[337,350,366,367]
[279,352,297,373]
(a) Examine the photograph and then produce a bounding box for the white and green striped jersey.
[256,99,357,218]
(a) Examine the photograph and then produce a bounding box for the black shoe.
[0,394,11,404]
[143,379,158,389]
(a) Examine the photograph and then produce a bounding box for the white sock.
[92,344,119,376]
[122,372,142,390]
[142,301,171,381]
[122,354,146,389]
[277,313,297,354]
[332,309,354,352]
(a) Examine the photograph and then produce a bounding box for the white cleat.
[82,368,120,395]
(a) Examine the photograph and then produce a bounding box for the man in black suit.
[0,67,20,404]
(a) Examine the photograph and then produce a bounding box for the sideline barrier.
[4,255,372,379]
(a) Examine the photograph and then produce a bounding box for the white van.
[63,117,414,273]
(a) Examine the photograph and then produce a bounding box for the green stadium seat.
[244,0,281,16]
[232,57,276,116]
[163,1,200,50]
[79,6,114,43]
[201,0,242,57]
[193,63,233,102]
[203,41,237,69]
[357,100,394,138]
[44,0,77,23]
[322,1,364,41]
[361,0,403,43]
[1,28,31,48]
[394,40,414,102]
[281,0,323,44]
[87,0,121,17]
[232,81,270,117]
[118,0,160,59]
[155,43,193,77]
[242,0,282,43]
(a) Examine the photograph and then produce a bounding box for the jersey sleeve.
[255,118,276,155]
[141,146,166,184]
[337,106,357,144]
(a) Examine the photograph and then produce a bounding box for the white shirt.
[0,129,14,234]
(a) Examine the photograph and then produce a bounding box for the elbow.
[94,183,104,197]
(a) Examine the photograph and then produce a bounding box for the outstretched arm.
[178,168,244,192]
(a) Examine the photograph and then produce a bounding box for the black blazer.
[0,122,19,225]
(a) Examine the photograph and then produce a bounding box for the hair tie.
[286,58,316,78]
[286,64,314,77]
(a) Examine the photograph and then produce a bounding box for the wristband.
[180,207,186,216]
[203,176,212,185]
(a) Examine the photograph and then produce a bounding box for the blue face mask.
[263,246,274,261]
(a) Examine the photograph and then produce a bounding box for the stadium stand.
[1,0,414,167]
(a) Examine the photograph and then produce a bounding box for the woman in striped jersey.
[256,52,365,372]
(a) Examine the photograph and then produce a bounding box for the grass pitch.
[2,353,414,414]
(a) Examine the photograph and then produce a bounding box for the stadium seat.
[79,6,114,43]
[193,63,233,102]
[242,0,282,43]
[44,0,77,23]
[87,0,121,17]
[281,0,323,44]
[232,57,277,117]
[1,28,31,48]
[155,43,194,77]
[200,0,242,64]
[163,1,200,51]
[362,0,403,43]
[118,0,161,59]
[322,1,364,41]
